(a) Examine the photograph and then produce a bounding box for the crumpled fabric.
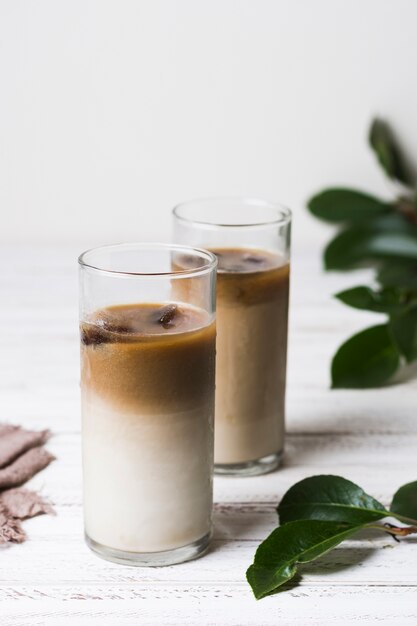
[0,425,55,545]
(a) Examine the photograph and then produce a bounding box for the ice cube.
[80,325,107,346]
[243,254,265,265]
[155,304,178,328]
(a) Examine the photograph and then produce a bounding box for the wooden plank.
[0,502,415,588]
[2,586,417,625]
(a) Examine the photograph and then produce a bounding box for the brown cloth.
[0,424,55,546]
[0,446,55,489]
[0,506,25,543]
[0,425,50,468]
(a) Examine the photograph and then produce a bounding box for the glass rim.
[78,242,218,278]
[172,196,292,229]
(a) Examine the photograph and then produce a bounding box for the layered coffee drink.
[212,248,289,467]
[173,197,291,475]
[80,302,216,557]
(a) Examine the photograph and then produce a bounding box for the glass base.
[214,450,283,476]
[85,531,211,567]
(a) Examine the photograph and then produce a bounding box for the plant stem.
[396,197,417,226]
[367,523,417,537]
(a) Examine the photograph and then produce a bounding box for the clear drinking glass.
[79,243,217,565]
[173,198,291,476]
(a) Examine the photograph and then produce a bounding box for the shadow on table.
[393,359,417,384]
[207,512,384,584]
[301,545,376,575]
[210,503,273,547]
[221,545,379,598]
[249,546,378,598]
[281,434,354,467]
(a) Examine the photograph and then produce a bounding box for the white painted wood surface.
[1,244,416,625]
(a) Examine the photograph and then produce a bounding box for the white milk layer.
[82,394,214,553]
[214,297,287,464]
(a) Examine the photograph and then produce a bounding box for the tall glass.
[173,198,291,476]
[79,243,217,565]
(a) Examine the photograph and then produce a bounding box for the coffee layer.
[81,303,216,413]
[212,248,289,306]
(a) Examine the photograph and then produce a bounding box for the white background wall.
[1,0,417,248]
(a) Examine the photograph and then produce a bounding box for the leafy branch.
[246,475,417,599]
[307,118,417,388]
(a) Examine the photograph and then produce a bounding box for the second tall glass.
[173,198,291,476]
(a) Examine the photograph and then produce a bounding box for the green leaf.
[246,520,363,599]
[278,475,388,525]
[390,481,417,522]
[324,229,374,269]
[372,213,417,234]
[335,286,405,314]
[377,260,417,289]
[389,306,417,362]
[308,188,390,223]
[331,324,400,388]
[325,228,417,270]
[369,118,413,186]
[369,233,417,258]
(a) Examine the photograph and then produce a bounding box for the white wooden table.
[1,244,416,625]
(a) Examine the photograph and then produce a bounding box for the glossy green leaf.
[308,188,390,223]
[246,520,363,599]
[369,233,417,258]
[335,286,405,314]
[278,475,388,525]
[325,228,417,270]
[371,213,417,234]
[377,261,417,289]
[390,481,417,522]
[369,118,413,186]
[389,306,417,362]
[324,229,374,269]
[331,324,400,388]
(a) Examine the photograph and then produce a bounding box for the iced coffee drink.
[173,198,291,475]
[79,244,217,565]
[213,248,289,466]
